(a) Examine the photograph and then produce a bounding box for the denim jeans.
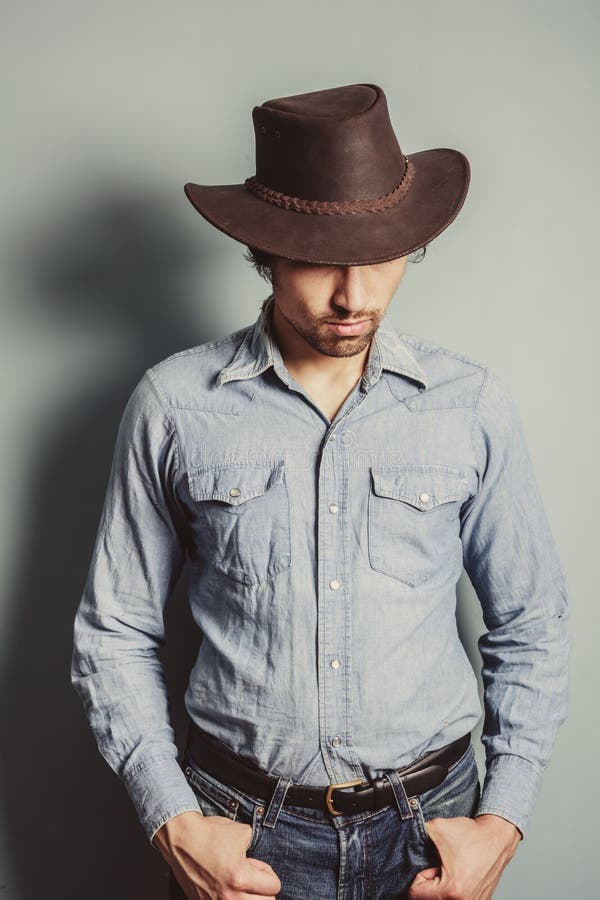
[168,737,481,900]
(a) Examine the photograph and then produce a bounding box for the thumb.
[244,856,282,893]
[246,857,273,870]
[407,866,442,899]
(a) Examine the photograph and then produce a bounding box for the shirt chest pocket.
[186,459,291,587]
[368,465,468,588]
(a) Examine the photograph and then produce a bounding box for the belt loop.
[262,775,293,829]
[384,769,415,821]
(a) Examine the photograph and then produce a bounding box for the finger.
[408,867,442,900]
[240,858,282,895]
[246,857,273,869]
[412,867,441,883]
[408,876,442,900]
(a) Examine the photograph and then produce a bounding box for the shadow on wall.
[0,184,216,900]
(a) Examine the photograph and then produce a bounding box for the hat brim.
[184,148,470,266]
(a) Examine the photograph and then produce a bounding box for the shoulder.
[399,330,490,376]
[397,332,525,449]
[391,330,497,409]
[139,323,251,410]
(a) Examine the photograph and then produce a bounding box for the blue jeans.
[169,738,481,899]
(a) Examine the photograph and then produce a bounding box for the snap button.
[329,579,341,590]
[330,658,341,669]
[331,736,342,747]
[409,797,419,809]
[257,805,265,815]
[229,487,241,497]
[419,492,430,503]
[328,503,339,514]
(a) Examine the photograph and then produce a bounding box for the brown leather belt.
[185,721,471,817]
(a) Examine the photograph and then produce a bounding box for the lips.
[324,319,370,336]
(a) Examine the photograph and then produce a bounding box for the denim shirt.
[70,293,570,845]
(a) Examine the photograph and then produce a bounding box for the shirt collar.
[217,293,429,392]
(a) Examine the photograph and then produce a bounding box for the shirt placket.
[316,382,373,784]
[267,322,382,785]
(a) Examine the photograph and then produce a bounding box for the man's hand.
[152,810,282,899]
[408,813,522,900]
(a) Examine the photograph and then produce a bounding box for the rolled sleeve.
[70,367,202,844]
[460,367,571,839]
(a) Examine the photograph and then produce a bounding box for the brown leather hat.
[184,82,470,266]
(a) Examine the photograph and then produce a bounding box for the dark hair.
[243,244,427,284]
[243,247,276,284]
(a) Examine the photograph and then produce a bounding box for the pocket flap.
[188,459,286,506]
[370,466,466,511]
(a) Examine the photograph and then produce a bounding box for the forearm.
[70,368,202,843]
[475,574,571,837]
[71,599,201,843]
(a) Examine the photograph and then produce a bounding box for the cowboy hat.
[184,82,470,266]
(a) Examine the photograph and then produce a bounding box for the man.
[71,83,570,899]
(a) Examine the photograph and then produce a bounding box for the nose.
[331,265,370,316]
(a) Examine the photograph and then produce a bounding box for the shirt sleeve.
[70,367,203,846]
[459,366,571,840]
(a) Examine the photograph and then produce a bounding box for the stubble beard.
[282,308,385,359]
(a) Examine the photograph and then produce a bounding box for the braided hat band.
[244,156,415,216]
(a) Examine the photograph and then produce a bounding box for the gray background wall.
[1,1,596,897]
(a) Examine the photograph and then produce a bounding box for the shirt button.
[330,658,341,669]
[330,432,337,441]
[229,487,241,497]
[331,736,342,747]
[329,579,341,590]
[328,503,339,514]
[419,491,430,503]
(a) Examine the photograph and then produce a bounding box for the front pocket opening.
[184,761,242,817]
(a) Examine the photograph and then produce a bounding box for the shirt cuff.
[475,752,544,840]
[121,753,203,846]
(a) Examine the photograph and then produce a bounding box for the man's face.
[269,256,408,359]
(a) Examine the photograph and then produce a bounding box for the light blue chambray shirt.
[70,293,570,846]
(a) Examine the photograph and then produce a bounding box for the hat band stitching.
[244,157,414,216]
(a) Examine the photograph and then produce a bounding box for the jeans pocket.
[182,752,264,854]
[410,795,432,845]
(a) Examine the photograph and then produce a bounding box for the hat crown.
[251,83,406,202]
